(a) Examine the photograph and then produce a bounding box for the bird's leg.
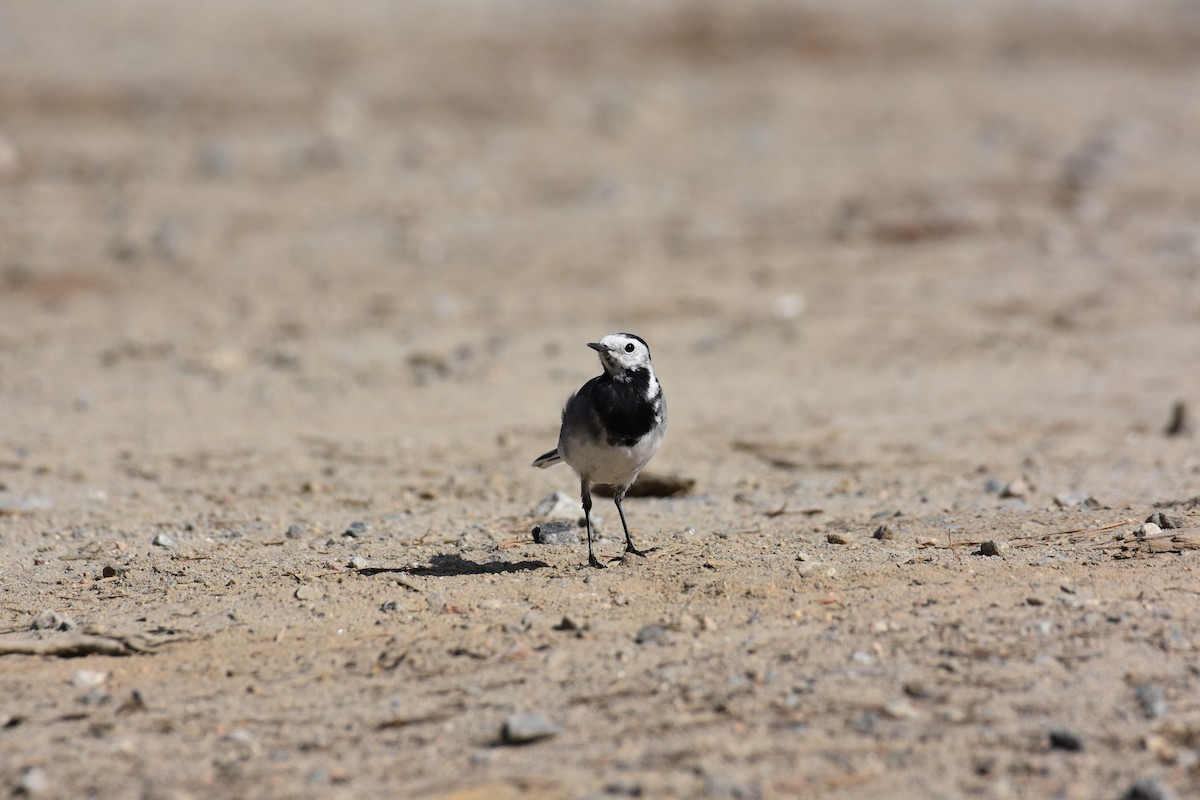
[581,480,604,569]
[614,488,655,557]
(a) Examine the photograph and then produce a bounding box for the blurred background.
[1,0,1199,518]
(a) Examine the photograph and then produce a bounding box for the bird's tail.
[531,449,562,469]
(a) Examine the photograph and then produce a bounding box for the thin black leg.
[581,480,603,569]
[614,489,654,557]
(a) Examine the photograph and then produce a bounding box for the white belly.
[560,426,664,488]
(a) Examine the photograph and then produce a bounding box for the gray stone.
[1000,477,1031,499]
[1135,522,1162,540]
[1048,728,1083,751]
[1146,512,1186,530]
[1134,684,1168,720]
[31,610,75,632]
[872,524,896,540]
[152,533,176,548]
[285,523,307,539]
[1054,491,1090,508]
[826,531,851,545]
[531,519,580,545]
[635,624,671,645]
[1124,778,1179,800]
[343,521,368,538]
[501,713,561,744]
[15,766,50,797]
[534,491,581,519]
[979,540,1011,557]
[349,555,368,569]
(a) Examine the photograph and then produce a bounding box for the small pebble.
[152,533,176,548]
[343,521,368,538]
[1135,684,1168,720]
[31,610,75,632]
[1164,400,1192,437]
[1146,512,1185,530]
[71,670,108,690]
[882,698,920,719]
[979,540,1011,557]
[1135,522,1162,540]
[1000,477,1031,499]
[1124,778,1179,800]
[1053,491,1090,508]
[635,624,670,645]
[285,523,307,539]
[872,524,896,540]
[534,491,581,519]
[501,713,561,745]
[531,520,580,546]
[826,532,850,545]
[349,556,368,569]
[1048,728,1083,751]
[16,767,49,797]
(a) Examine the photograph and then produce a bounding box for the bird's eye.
[624,343,635,353]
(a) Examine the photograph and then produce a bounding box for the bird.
[532,333,667,568]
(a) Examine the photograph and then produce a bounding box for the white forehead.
[600,333,646,351]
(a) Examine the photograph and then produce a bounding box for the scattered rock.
[71,670,107,690]
[1134,684,1168,720]
[983,477,1005,494]
[882,698,921,719]
[1123,778,1179,800]
[294,585,322,602]
[343,521,367,538]
[872,524,896,541]
[349,555,369,569]
[534,492,580,519]
[553,615,581,632]
[1054,491,1090,508]
[1000,477,1032,499]
[1146,512,1186,530]
[285,523,307,539]
[151,533,176,548]
[1048,728,1083,751]
[531,520,580,546]
[30,610,75,632]
[979,540,1011,557]
[501,713,561,745]
[635,624,670,645]
[826,532,851,545]
[1164,400,1192,437]
[15,766,49,797]
[1135,522,1162,540]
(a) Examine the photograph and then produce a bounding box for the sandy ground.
[3,1,1200,797]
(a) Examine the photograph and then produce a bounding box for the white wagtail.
[532,333,667,568]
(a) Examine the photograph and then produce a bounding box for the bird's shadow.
[358,553,550,578]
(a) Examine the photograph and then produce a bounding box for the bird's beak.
[587,342,607,353]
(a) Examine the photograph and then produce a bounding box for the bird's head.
[588,333,653,376]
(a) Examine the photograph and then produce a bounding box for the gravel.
[501,713,562,744]
[979,540,1011,557]
[531,520,581,545]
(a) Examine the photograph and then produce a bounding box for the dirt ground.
[3,1,1200,797]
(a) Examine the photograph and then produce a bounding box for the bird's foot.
[587,554,606,569]
[623,544,658,558]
